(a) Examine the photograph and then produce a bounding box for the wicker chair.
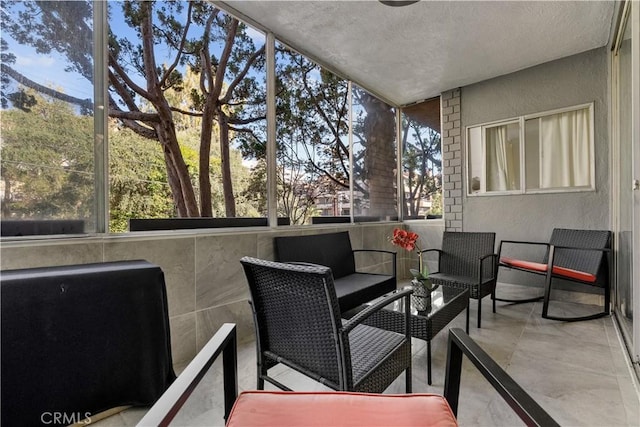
[423,232,497,328]
[497,228,611,321]
[240,257,412,393]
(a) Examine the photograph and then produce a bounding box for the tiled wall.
[2,223,446,366]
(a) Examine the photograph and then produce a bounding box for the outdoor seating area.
[1,0,638,426]
[128,284,638,427]
[3,230,635,426]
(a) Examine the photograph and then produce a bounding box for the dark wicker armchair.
[240,257,412,393]
[424,232,497,328]
[497,228,611,321]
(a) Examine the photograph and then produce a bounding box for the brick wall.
[441,88,462,231]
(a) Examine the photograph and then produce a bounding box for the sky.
[2,0,267,110]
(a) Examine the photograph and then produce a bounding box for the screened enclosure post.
[93,0,108,233]
[266,31,277,228]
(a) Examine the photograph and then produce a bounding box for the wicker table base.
[354,285,470,385]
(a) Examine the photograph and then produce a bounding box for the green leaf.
[409,268,427,280]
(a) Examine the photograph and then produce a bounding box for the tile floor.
[96,284,640,426]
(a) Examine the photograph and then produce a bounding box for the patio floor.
[96,283,640,426]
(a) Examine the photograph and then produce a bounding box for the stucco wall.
[459,47,610,286]
[461,47,609,235]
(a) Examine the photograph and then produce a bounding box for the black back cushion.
[274,232,356,279]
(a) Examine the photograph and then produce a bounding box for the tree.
[108,122,176,232]
[354,89,397,217]
[2,0,266,217]
[402,120,441,217]
[1,92,94,220]
[275,48,399,220]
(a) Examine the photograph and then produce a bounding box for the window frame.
[465,102,595,197]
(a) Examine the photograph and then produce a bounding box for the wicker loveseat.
[274,231,397,312]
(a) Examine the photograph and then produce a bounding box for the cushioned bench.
[274,231,397,312]
[0,260,176,426]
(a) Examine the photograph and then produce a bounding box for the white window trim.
[466,102,595,197]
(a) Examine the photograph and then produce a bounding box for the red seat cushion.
[500,256,547,273]
[227,391,458,427]
[500,257,597,283]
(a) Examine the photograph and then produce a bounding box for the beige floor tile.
[93,292,640,427]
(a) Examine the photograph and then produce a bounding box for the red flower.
[390,228,419,252]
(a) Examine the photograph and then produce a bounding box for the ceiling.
[220,0,616,106]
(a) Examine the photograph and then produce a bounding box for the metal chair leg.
[427,340,432,385]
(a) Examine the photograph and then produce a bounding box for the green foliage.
[1,92,94,219]
[108,124,175,232]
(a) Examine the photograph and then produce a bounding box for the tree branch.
[108,69,140,112]
[228,115,266,125]
[109,52,151,100]
[108,99,158,140]
[109,109,161,122]
[1,63,92,111]
[159,1,193,89]
[222,44,265,104]
[170,106,203,117]
[211,18,238,101]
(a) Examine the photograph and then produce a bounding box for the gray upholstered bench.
[274,231,397,312]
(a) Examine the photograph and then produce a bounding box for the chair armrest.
[444,328,559,427]
[419,248,442,272]
[341,288,412,334]
[479,253,498,281]
[352,249,397,277]
[499,239,548,246]
[137,323,238,427]
[352,249,397,256]
[420,248,443,255]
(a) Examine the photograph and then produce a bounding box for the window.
[401,98,442,219]
[1,1,96,235]
[351,85,398,221]
[1,1,441,238]
[107,2,267,231]
[275,43,349,225]
[467,103,594,195]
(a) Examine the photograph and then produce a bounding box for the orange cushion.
[551,266,597,283]
[227,391,458,427]
[500,257,597,283]
[500,256,547,273]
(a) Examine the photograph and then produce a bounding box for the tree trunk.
[138,2,199,218]
[2,175,11,218]
[219,114,236,217]
[199,101,215,217]
[363,95,396,218]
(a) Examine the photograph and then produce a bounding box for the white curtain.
[540,109,590,188]
[486,125,517,191]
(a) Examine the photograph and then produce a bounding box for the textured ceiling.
[221,0,616,106]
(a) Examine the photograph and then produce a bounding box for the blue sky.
[3,1,267,110]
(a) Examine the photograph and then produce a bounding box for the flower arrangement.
[389,228,433,289]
